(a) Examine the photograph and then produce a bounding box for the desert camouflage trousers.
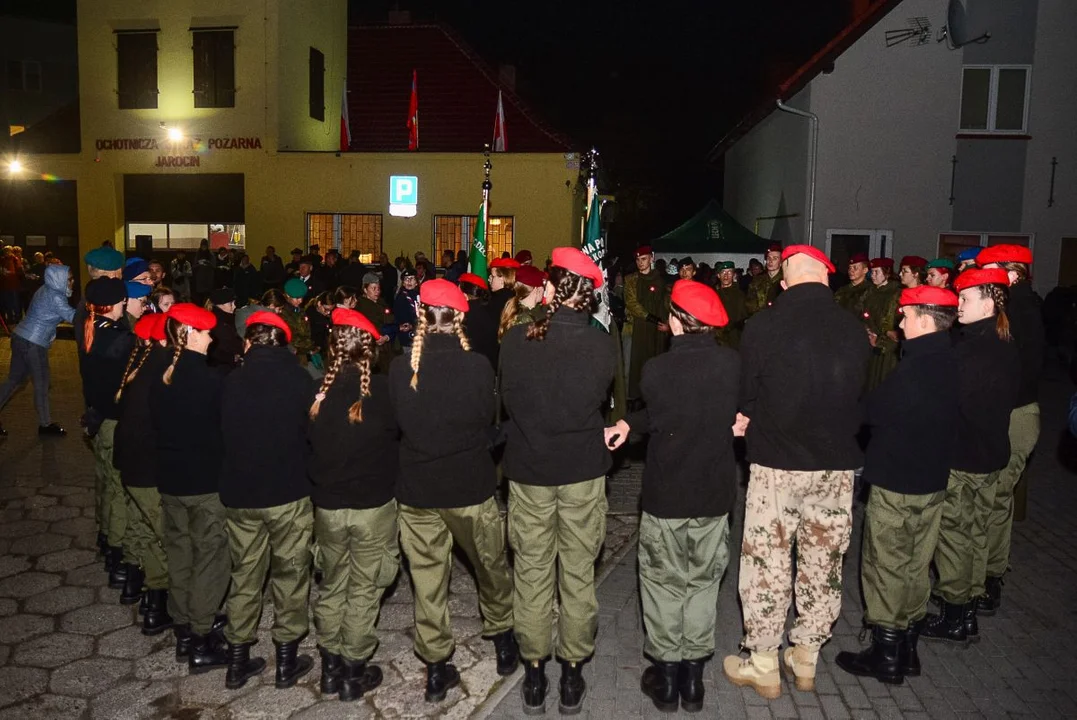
[738,464,854,652]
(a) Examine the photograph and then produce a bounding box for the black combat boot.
[318,647,343,695]
[96,532,108,556]
[38,422,66,436]
[977,576,1003,616]
[189,631,229,673]
[963,601,980,643]
[558,660,586,715]
[141,589,173,636]
[899,618,923,677]
[339,658,383,701]
[119,565,144,605]
[835,625,904,684]
[491,630,520,676]
[521,659,548,715]
[225,642,266,689]
[920,601,967,644]
[174,624,192,663]
[640,661,679,712]
[274,639,313,689]
[138,592,148,616]
[104,546,124,576]
[424,660,460,703]
[678,658,706,713]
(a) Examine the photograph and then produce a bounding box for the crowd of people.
[0,234,1047,715]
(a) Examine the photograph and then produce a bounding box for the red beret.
[458,272,488,290]
[167,303,217,331]
[848,252,869,265]
[552,246,604,289]
[870,257,894,270]
[330,307,380,340]
[766,242,783,254]
[900,256,928,268]
[671,279,729,328]
[489,257,521,270]
[420,278,469,312]
[954,267,1010,292]
[781,244,836,273]
[246,310,292,342]
[976,244,1033,266]
[634,245,653,257]
[134,313,168,341]
[516,265,548,288]
[899,286,958,308]
[514,249,533,265]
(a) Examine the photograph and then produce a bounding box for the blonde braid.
[309,334,348,420]
[452,311,471,352]
[162,321,188,385]
[348,331,376,424]
[409,310,429,391]
[114,343,149,403]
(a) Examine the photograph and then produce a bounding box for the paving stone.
[28,506,82,523]
[35,549,98,573]
[179,663,263,706]
[133,646,185,680]
[58,494,96,509]
[49,517,98,537]
[60,604,135,635]
[90,679,175,720]
[0,693,88,720]
[22,496,58,509]
[0,613,54,644]
[376,601,414,631]
[98,625,168,660]
[64,564,108,588]
[0,599,15,618]
[13,632,94,668]
[49,657,133,697]
[0,571,62,598]
[291,699,377,719]
[39,485,90,497]
[0,646,8,666]
[0,520,48,538]
[9,533,72,557]
[0,666,50,708]
[0,556,31,580]
[226,684,318,719]
[24,585,96,615]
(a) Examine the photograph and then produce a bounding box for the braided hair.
[114,341,151,403]
[162,318,190,385]
[309,325,378,422]
[83,304,116,353]
[498,282,535,340]
[409,304,470,391]
[526,266,597,341]
[977,283,1012,342]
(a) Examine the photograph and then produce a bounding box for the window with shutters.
[117,31,159,109]
[193,30,235,108]
[309,47,325,121]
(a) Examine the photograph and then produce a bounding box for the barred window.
[307,213,383,263]
[432,214,514,266]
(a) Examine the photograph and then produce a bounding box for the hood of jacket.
[44,264,70,294]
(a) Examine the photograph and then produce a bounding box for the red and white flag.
[492,90,507,152]
[340,81,351,152]
[407,69,419,151]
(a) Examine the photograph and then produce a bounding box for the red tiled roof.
[347,24,571,153]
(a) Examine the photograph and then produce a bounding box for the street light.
[7,160,23,175]
[167,127,183,143]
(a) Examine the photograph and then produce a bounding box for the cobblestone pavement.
[488,366,1077,720]
[0,339,639,719]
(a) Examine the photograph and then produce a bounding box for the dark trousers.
[0,334,52,425]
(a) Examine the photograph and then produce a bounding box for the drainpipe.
[776,99,819,247]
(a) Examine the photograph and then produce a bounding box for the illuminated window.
[306,213,382,263]
[126,222,245,250]
[433,215,513,265]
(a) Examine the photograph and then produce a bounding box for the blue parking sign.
[390,176,418,205]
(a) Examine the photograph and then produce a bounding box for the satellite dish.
[938,0,991,48]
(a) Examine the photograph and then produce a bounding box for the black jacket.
[952,317,1021,473]
[465,298,500,370]
[208,308,243,370]
[115,345,171,488]
[626,333,740,518]
[81,316,135,421]
[740,282,870,471]
[389,334,497,508]
[489,287,514,326]
[150,350,225,496]
[1007,281,1045,407]
[500,307,617,485]
[864,331,958,494]
[308,369,399,510]
[220,346,313,508]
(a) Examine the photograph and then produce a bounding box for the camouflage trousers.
[738,464,854,652]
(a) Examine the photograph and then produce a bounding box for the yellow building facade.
[18,0,579,270]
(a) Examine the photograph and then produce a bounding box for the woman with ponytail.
[149,304,231,675]
[497,264,548,340]
[113,313,172,633]
[308,308,398,702]
[499,247,617,715]
[921,268,1020,645]
[388,279,517,704]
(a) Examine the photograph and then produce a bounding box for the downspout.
[776,99,819,246]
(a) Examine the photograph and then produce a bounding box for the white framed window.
[824,228,893,268]
[937,231,1034,260]
[959,65,1031,134]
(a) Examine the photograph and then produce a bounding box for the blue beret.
[84,246,125,271]
[122,258,149,281]
[125,281,152,299]
[956,247,981,262]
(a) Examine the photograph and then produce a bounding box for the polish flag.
[407,70,419,151]
[492,90,507,152]
[340,81,351,152]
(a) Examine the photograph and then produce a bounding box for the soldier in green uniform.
[926,258,954,289]
[898,256,928,290]
[834,252,871,319]
[863,258,901,391]
[745,243,783,316]
[715,262,747,349]
[623,246,669,404]
[357,273,395,374]
[281,279,314,362]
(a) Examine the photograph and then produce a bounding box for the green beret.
[84,246,124,271]
[718,261,735,271]
[283,277,308,298]
[927,258,955,270]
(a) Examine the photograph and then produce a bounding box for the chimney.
[498,64,516,92]
[388,10,412,24]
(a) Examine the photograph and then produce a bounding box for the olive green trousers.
[161,492,230,634]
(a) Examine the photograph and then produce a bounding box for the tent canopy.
[652,200,771,255]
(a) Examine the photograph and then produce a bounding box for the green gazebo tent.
[652,200,772,262]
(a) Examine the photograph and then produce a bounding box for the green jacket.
[834,280,871,319]
[745,270,783,316]
[716,284,748,349]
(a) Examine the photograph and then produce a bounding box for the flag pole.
[482,142,492,252]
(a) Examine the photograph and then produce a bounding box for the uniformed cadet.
[80,277,134,587]
[678,256,697,280]
[488,256,522,321]
[149,304,230,671]
[219,311,316,690]
[124,279,151,329]
[308,308,398,702]
[389,279,517,704]
[500,248,617,715]
[956,246,981,272]
[357,272,395,373]
[715,261,747,349]
[834,252,871,318]
[745,242,783,316]
[863,257,901,390]
[282,278,315,361]
[926,258,955,288]
[460,272,500,370]
[836,286,959,684]
[623,246,669,404]
[974,245,1044,613]
[606,280,740,713]
[921,269,1019,644]
[497,265,549,339]
[723,245,869,699]
[898,256,928,289]
[113,313,173,633]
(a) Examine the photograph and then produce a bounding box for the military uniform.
[623,270,668,399]
[715,285,747,349]
[862,281,901,390]
[834,280,871,319]
[358,295,395,374]
[745,270,782,316]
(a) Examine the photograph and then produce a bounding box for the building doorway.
[1058,238,1077,288]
